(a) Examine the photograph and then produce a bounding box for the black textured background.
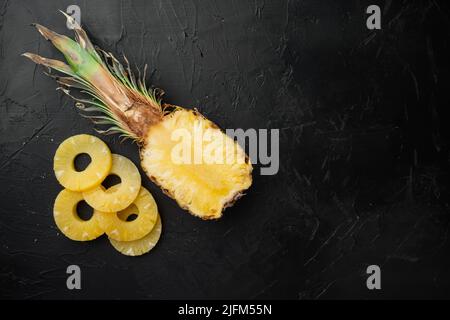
[1,0,450,299]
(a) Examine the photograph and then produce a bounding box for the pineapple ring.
[54,134,112,192]
[53,189,104,241]
[83,154,141,212]
[109,214,162,256]
[96,186,158,241]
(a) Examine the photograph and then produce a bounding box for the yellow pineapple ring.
[83,154,141,212]
[53,189,104,241]
[110,214,162,256]
[54,134,112,191]
[96,186,158,241]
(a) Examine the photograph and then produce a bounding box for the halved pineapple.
[83,154,141,212]
[96,186,158,241]
[53,189,104,241]
[54,134,112,192]
[110,211,162,256]
[141,109,252,219]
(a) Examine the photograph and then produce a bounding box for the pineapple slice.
[141,109,252,219]
[54,134,112,192]
[96,186,158,241]
[53,189,104,241]
[109,212,162,256]
[83,154,141,212]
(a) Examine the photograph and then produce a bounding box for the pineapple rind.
[96,187,158,241]
[109,214,162,256]
[53,189,104,241]
[83,154,141,212]
[140,109,252,219]
[54,134,112,191]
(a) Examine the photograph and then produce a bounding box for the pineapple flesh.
[83,154,141,212]
[54,134,112,192]
[53,189,104,241]
[24,13,252,219]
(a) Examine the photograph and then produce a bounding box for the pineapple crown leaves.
[22,11,164,142]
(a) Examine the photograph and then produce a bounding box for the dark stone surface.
[1,0,450,299]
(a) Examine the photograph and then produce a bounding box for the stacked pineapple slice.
[53,134,162,256]
[83,154,141,212]
[53,189,104,241]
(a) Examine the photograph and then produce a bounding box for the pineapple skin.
[140,108,252,219]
